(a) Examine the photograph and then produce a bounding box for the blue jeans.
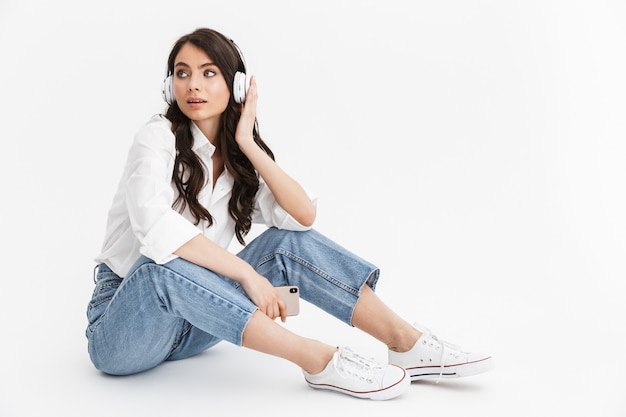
[86,228,379,375]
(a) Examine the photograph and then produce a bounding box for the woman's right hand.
[173,234,288,321]
[240,273,288,322]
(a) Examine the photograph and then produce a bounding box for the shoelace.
[430,333,462,383]
[414,323,462,384]
[334,347,385,385]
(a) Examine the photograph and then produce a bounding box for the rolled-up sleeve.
[252,179,318,231]
[125,118,201,264]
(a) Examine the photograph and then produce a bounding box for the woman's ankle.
[388,327,422,353]
[302,344,337,375]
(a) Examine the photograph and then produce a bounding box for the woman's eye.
[176,70,188,78]
[204,70,216,77]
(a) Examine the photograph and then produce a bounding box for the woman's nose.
[187,75,201,91]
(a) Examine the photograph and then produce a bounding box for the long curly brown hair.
[164,28,275,245]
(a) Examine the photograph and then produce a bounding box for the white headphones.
[161,38,250,105]
[232,71,250,104]
[161,70,249,105]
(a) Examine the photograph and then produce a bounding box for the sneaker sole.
[305,368,411,400]
[406,356,495,381]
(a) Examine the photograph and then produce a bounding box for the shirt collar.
[190,121,216,157]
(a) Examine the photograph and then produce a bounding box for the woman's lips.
[186,97,206,108]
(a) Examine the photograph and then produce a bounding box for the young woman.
[86,27,494,401]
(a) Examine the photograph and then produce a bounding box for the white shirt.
[95,114,317,277]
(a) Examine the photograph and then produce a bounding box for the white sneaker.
[303,346,410,400]
[388,327,494,382]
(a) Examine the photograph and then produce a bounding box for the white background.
[1,0,624,416]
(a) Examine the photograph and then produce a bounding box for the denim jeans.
[86,227,379,375]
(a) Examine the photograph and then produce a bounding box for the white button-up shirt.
[95,114,316,277]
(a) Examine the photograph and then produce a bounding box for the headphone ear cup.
[233,71,250,104]
[161,74,174,104]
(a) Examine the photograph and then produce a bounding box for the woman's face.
[172,42,231,125]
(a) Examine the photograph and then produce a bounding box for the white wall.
[1,1,624,416]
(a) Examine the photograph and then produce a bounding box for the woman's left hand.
[235,75,258,148]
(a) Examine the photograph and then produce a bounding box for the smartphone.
[276,286,300,316]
